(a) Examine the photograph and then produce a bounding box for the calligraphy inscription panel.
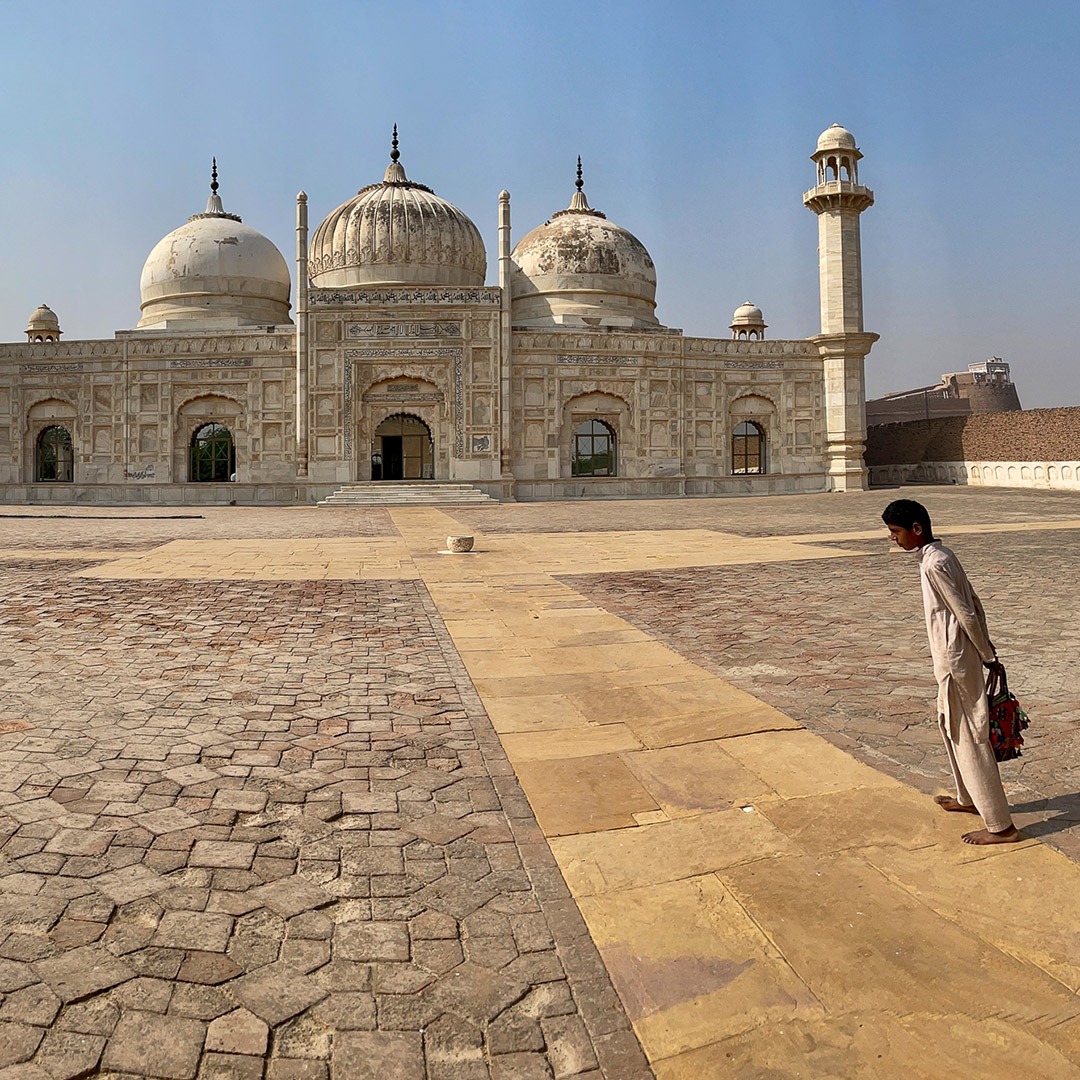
[311,288,499,306]
[347,322,461,339]
[556,355,639,366]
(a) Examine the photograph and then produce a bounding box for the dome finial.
[564,155,598,215]
[193,158,240,222]
[384,124,409,183]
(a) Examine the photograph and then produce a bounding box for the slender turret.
[804,124,878,491]
[295,191,309,477]
[498,190,514,484]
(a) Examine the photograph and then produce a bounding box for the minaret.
[498,188,514,485]
[803,123,879,491]
[295,189,309,478]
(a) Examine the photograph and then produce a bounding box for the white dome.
[510,164,658,329]
[731,301,765,326]
[309,132,486,289]
[26,303,61,334]
[815,123,858,153]
[138,171,291,330]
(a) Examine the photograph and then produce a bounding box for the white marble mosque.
[0,124,877,504]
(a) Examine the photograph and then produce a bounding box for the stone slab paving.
[0,552,646,1078]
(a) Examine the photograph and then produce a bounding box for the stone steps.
[317,482,497,507]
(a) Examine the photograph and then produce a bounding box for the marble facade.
[0,125,876,504]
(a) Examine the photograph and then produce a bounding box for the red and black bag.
[985,661,1029,763]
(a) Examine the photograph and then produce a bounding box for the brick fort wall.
[866,407,1080,467]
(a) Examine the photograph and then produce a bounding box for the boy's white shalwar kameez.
[917,540,1013,832]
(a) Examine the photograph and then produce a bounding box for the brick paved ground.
[567,525,1080,862]
[0,559,642,1079]
[453,487,1080,536]
[0,508,397,552]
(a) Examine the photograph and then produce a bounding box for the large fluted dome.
[510,162,658,328]
[138,167,291,330]
[309,132,486,289]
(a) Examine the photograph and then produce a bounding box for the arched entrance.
[372,413,434,481]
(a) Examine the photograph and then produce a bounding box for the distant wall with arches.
[866,408,1080,492]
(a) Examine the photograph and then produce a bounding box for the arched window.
[190,423,235,482]
[732,421,765,475]
[36,425,73,482]
[572,419,616,477]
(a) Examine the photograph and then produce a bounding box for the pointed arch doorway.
[372,413,434,481]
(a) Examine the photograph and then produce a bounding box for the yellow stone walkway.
[17,507,1080,1077]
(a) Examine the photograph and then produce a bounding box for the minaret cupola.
[26,303,62,342]
[730,301,766,340]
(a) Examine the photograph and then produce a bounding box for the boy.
[882,499,1019,845]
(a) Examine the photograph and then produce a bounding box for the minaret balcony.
[803,181,875,213]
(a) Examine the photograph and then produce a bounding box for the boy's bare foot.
[934,795,979,814]
[962,826,1021,845]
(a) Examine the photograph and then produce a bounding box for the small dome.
[816,123,858,153]
[308,129,486,289]
[138,163,291,329]
[26,303,61,335]
[731,300,764,326]
[511,159,658,329]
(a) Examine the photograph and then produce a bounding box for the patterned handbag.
[985,661,1029,762]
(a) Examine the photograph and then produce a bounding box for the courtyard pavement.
[0,487,1079,1079]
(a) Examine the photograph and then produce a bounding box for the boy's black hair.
[881,499,934,536]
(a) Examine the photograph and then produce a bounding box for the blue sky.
[2,0,1078,406]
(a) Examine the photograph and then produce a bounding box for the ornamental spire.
[384,123,408,183]
[203,157,226,215]
[191,157,241,222]
[558,155,603,217]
